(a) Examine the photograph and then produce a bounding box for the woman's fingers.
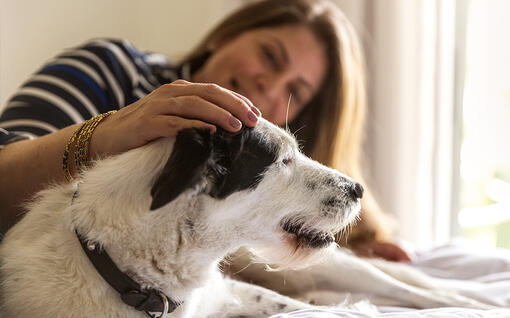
[230,90,262,116]
[352,241,412,262]
[372,242,411,262]
[151,115,216,138]
[159,82,260,129]
[152,95,244,132]
[91,80,262,158]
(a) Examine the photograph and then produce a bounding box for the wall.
[0,0,241,109]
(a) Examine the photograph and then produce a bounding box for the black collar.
[76,230,181,316]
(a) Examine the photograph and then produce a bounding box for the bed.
[271,239,510,317]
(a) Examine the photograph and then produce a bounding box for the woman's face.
[192,25,327,126]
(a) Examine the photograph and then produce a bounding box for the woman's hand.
[90,80,261,159]
[352,240,412,262]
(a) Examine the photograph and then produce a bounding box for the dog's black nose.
[352,183,364,199]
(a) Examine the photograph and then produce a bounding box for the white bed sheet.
[270,239,510,318]
[410,238,510,307]
[270,307,510,318]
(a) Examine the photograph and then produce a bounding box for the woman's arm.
[0,124,79,234]
[0,81,260,235]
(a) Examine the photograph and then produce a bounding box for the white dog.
[0,118,490,318]
[0,118,363,317]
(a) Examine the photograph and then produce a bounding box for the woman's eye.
[288,86,301,105]
[282,158,293,166]
[262,46,278,69]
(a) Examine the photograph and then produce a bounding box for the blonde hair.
[182,0,392,244]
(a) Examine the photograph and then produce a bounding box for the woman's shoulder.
[85,38,183,85]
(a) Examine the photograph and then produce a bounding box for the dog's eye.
[282,158,293,166]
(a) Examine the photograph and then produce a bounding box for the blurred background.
[1,0,508,249]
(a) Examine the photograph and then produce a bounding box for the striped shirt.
[0,38,193,148]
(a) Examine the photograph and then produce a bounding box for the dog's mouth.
[281,220,335,249]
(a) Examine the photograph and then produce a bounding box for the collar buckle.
[142,291,170,318]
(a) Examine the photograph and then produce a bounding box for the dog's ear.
[207,129,248,198]
[150,128,212,210]
[209,128,276,198]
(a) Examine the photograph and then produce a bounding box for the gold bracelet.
[63,124,85,182]
[63,111,117,182]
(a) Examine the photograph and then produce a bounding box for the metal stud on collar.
[86,240,96,251]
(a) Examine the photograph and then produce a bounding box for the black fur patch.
[325,177,339,187]
[150,129,213,210]
[321,197,342,207]
[150,127,277,209]
[209,128,277,199]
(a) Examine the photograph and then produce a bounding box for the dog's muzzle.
[281,220,335,249]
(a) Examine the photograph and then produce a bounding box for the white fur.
[228,245,496,310]
[0,119,361,317]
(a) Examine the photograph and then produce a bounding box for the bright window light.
[459,0,510,247]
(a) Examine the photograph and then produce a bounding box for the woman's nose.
[255,74,286,107]
[255,75,267,94]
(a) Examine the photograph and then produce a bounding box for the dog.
[0,118,364,317]
[0,118,492,318]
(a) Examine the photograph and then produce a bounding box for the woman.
[0,0,406,261]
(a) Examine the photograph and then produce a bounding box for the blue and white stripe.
[0,38,188,147]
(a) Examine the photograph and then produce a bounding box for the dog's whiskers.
[285,93,292,132]
[291,125,307,138]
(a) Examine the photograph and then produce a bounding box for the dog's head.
[151,118,362,266]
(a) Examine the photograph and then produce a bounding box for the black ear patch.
[210,128,277,199]
[150,129,212,210]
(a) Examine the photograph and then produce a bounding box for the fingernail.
[229,116,242,130]
[250,106,261,117]
[248,111,258,123]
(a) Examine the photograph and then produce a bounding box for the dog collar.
[72,185,181,317]
[76,231,181,317]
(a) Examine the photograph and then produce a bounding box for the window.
[457,0,510,247]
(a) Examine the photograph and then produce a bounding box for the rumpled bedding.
[270,307,510,317]
[270,239,510,317]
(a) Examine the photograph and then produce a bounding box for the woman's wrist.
[63,111,117,181]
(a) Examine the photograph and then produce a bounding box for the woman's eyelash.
[261,45,302,105]
[288,86,301,105]
[262,46,279,69]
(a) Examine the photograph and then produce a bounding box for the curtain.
[336,0,461,247]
